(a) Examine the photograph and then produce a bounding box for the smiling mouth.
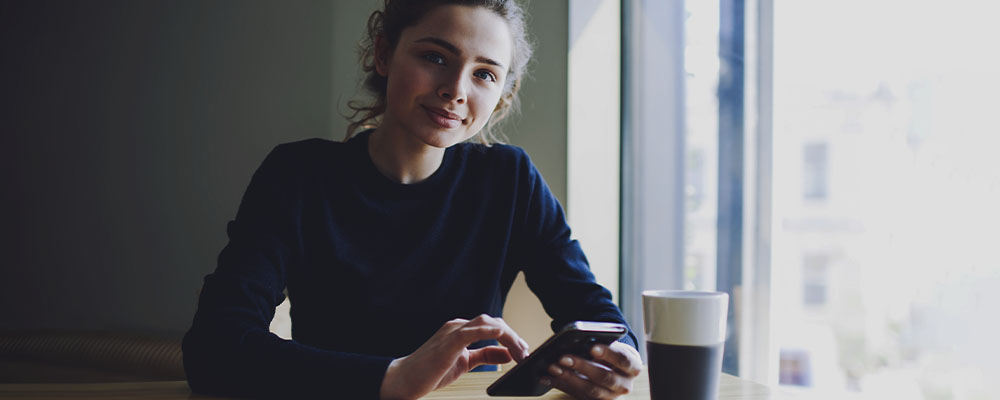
[423,106,464,129]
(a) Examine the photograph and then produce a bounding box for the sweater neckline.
[350,130,458,194]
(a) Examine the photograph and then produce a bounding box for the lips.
[423,105,464,129]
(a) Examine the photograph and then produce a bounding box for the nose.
[437,70,467,104]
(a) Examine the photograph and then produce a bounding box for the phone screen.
[486,321,627,397]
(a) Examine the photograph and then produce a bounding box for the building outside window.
[771,0,1000,397]
[622,0,1000,398]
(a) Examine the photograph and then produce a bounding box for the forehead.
[401,5,513,67]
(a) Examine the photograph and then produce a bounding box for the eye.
[422,53,445,65]
[474,70,497,83]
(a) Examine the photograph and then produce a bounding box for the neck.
[367,125,445,184]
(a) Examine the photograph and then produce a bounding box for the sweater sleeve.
[181,145,392,399]
[513,151,639,349]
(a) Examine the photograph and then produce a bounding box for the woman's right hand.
[379,314,531,400]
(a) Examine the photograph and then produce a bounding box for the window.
[779,348,811,387]
[801,253,828,307]
[802,143,827,201]
[684,0,720,294]
[771,0,1000,397]
[622,0,1000,397]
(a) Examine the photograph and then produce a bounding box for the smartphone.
[486,321,627,397]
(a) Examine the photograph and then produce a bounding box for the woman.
[182,1,642,399]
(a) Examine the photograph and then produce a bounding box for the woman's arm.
[512,150,637,347]
[512,150,643,399]
[183,268,394,398]
[182,146,393,399]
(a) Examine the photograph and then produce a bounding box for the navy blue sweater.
[182,131,637,398]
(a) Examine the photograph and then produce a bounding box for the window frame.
[619,0,777,383]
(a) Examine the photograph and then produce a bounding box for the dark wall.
[1,0,335,337]
[0,0,569,343]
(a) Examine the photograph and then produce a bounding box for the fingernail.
[549,365,564,376]
[592,345,604,356]
[540,377,552,386]
[560,356,573,367]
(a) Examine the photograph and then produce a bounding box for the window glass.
[684,0,720,291]
[772,0,1000,397]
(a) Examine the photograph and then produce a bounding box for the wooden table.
[0,371,793,399]
[428,371,793,399]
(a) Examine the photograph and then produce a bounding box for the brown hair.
[345,0,533,145]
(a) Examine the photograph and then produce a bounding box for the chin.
[417,127,476,149]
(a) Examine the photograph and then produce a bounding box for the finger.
[466,315,530,361]
[437,318,470,335]
[467,346,513,370]
[591,344,642,377]
[543,363,613,400]
[451,325,504,351]
[557,356,632,395]
[492,318,530,362]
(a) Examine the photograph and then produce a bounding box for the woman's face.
[376,5,513,149]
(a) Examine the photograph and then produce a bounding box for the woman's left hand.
[540,341,643,400]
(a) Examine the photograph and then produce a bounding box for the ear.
[374,35,390,77]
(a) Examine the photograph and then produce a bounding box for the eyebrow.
[414,36,507,70]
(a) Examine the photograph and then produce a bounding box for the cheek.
[386,67,433,108]
[471,89,503,123]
